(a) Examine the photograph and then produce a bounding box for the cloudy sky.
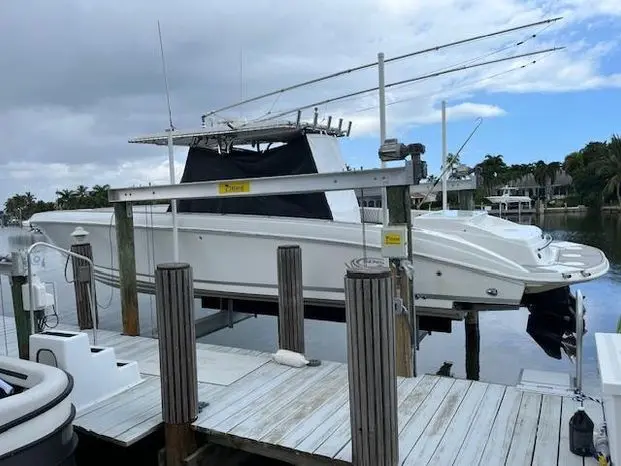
[0,0,620,203]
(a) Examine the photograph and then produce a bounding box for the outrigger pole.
[261,47,564,121]
[201,16,563,120]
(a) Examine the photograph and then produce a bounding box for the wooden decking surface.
[0,316,605,465]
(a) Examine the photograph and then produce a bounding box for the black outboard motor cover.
[523,286,584,360]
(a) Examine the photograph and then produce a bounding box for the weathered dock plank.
[426,380,489,465]
[531,395,562,466]
[505,391,543,466]
[0,317,608,465]
[450,383,507,466]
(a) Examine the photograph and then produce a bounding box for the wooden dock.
[0,316,604,465]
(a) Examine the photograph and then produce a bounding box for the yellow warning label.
[383,233,402,246]
[218,181,251,195]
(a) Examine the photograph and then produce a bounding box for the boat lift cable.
[98,213,116,311]
[259,47,564,122]
[416,117,484,208]
[201,16,562,119]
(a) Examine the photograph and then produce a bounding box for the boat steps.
[29,330,143,414]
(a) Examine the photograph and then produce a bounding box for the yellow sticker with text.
[218,181,251,195]
[383,233,402,245]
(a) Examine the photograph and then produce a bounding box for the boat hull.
[0,356,78,466]
[28,208,608,314]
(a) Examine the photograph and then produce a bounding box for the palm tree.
[598,134,621,206]
[55,189,75,210]
[532,161,548,200]
[476,154,507,195]
[90,184,110,208]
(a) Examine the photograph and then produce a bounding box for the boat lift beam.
[108,165,417,203]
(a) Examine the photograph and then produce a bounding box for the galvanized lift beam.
[108,166,414,203]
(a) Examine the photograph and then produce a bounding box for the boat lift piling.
[155,262,199,466]
[345,262,398,466]
[465,311,480,380]
[69,228,99,330]
[386,185,416,378]
[276,245,305,354]
[9,252,33,359]
[114,202,140,336]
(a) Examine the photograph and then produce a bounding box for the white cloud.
[0,157,186,202]
[0,0,619,202]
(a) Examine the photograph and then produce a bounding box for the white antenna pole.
[441,100,448,210]
[378,52,388,225]
[158,20,179,262]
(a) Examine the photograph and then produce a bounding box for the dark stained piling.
[465,311,480,381]
[70,233,99,329]
[276,245,305,354]
[9,251,43,359]
[155,262,199,466]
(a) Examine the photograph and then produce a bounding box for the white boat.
[28,120,609,321]
[487,186,533,207]
[0,355,78,466]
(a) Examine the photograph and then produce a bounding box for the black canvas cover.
[174,135,333,220]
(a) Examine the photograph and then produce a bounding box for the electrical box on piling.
[381,225,408,259]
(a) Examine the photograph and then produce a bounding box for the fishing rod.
[260,46,565,122]
[201,16,563,120]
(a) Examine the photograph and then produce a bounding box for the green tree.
[598,134,621,207]
[475,154,507,195]
[90,184,110,208]
[55,189,76,210]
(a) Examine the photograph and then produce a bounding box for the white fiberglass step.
[29,330,142,413]
[516,368,575,396]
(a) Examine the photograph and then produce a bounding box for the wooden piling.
[465,311,480,381]
[345,262,398,466]
[155,262,198,466]
[9,251,43,359]
[114,202,139,336]
[387,185,415,377]
[276,245,304,354]
[70,241,98,329]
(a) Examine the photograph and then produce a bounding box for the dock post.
[276,245,304,353]
[387,185,415,377]
[114,201,139,336]
[155,263,198,466]
[9,251,43,359]
[345,262,398,466]
[70,227,99,329]
[465,311,480,380]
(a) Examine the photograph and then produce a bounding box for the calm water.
[1,211,620,397]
